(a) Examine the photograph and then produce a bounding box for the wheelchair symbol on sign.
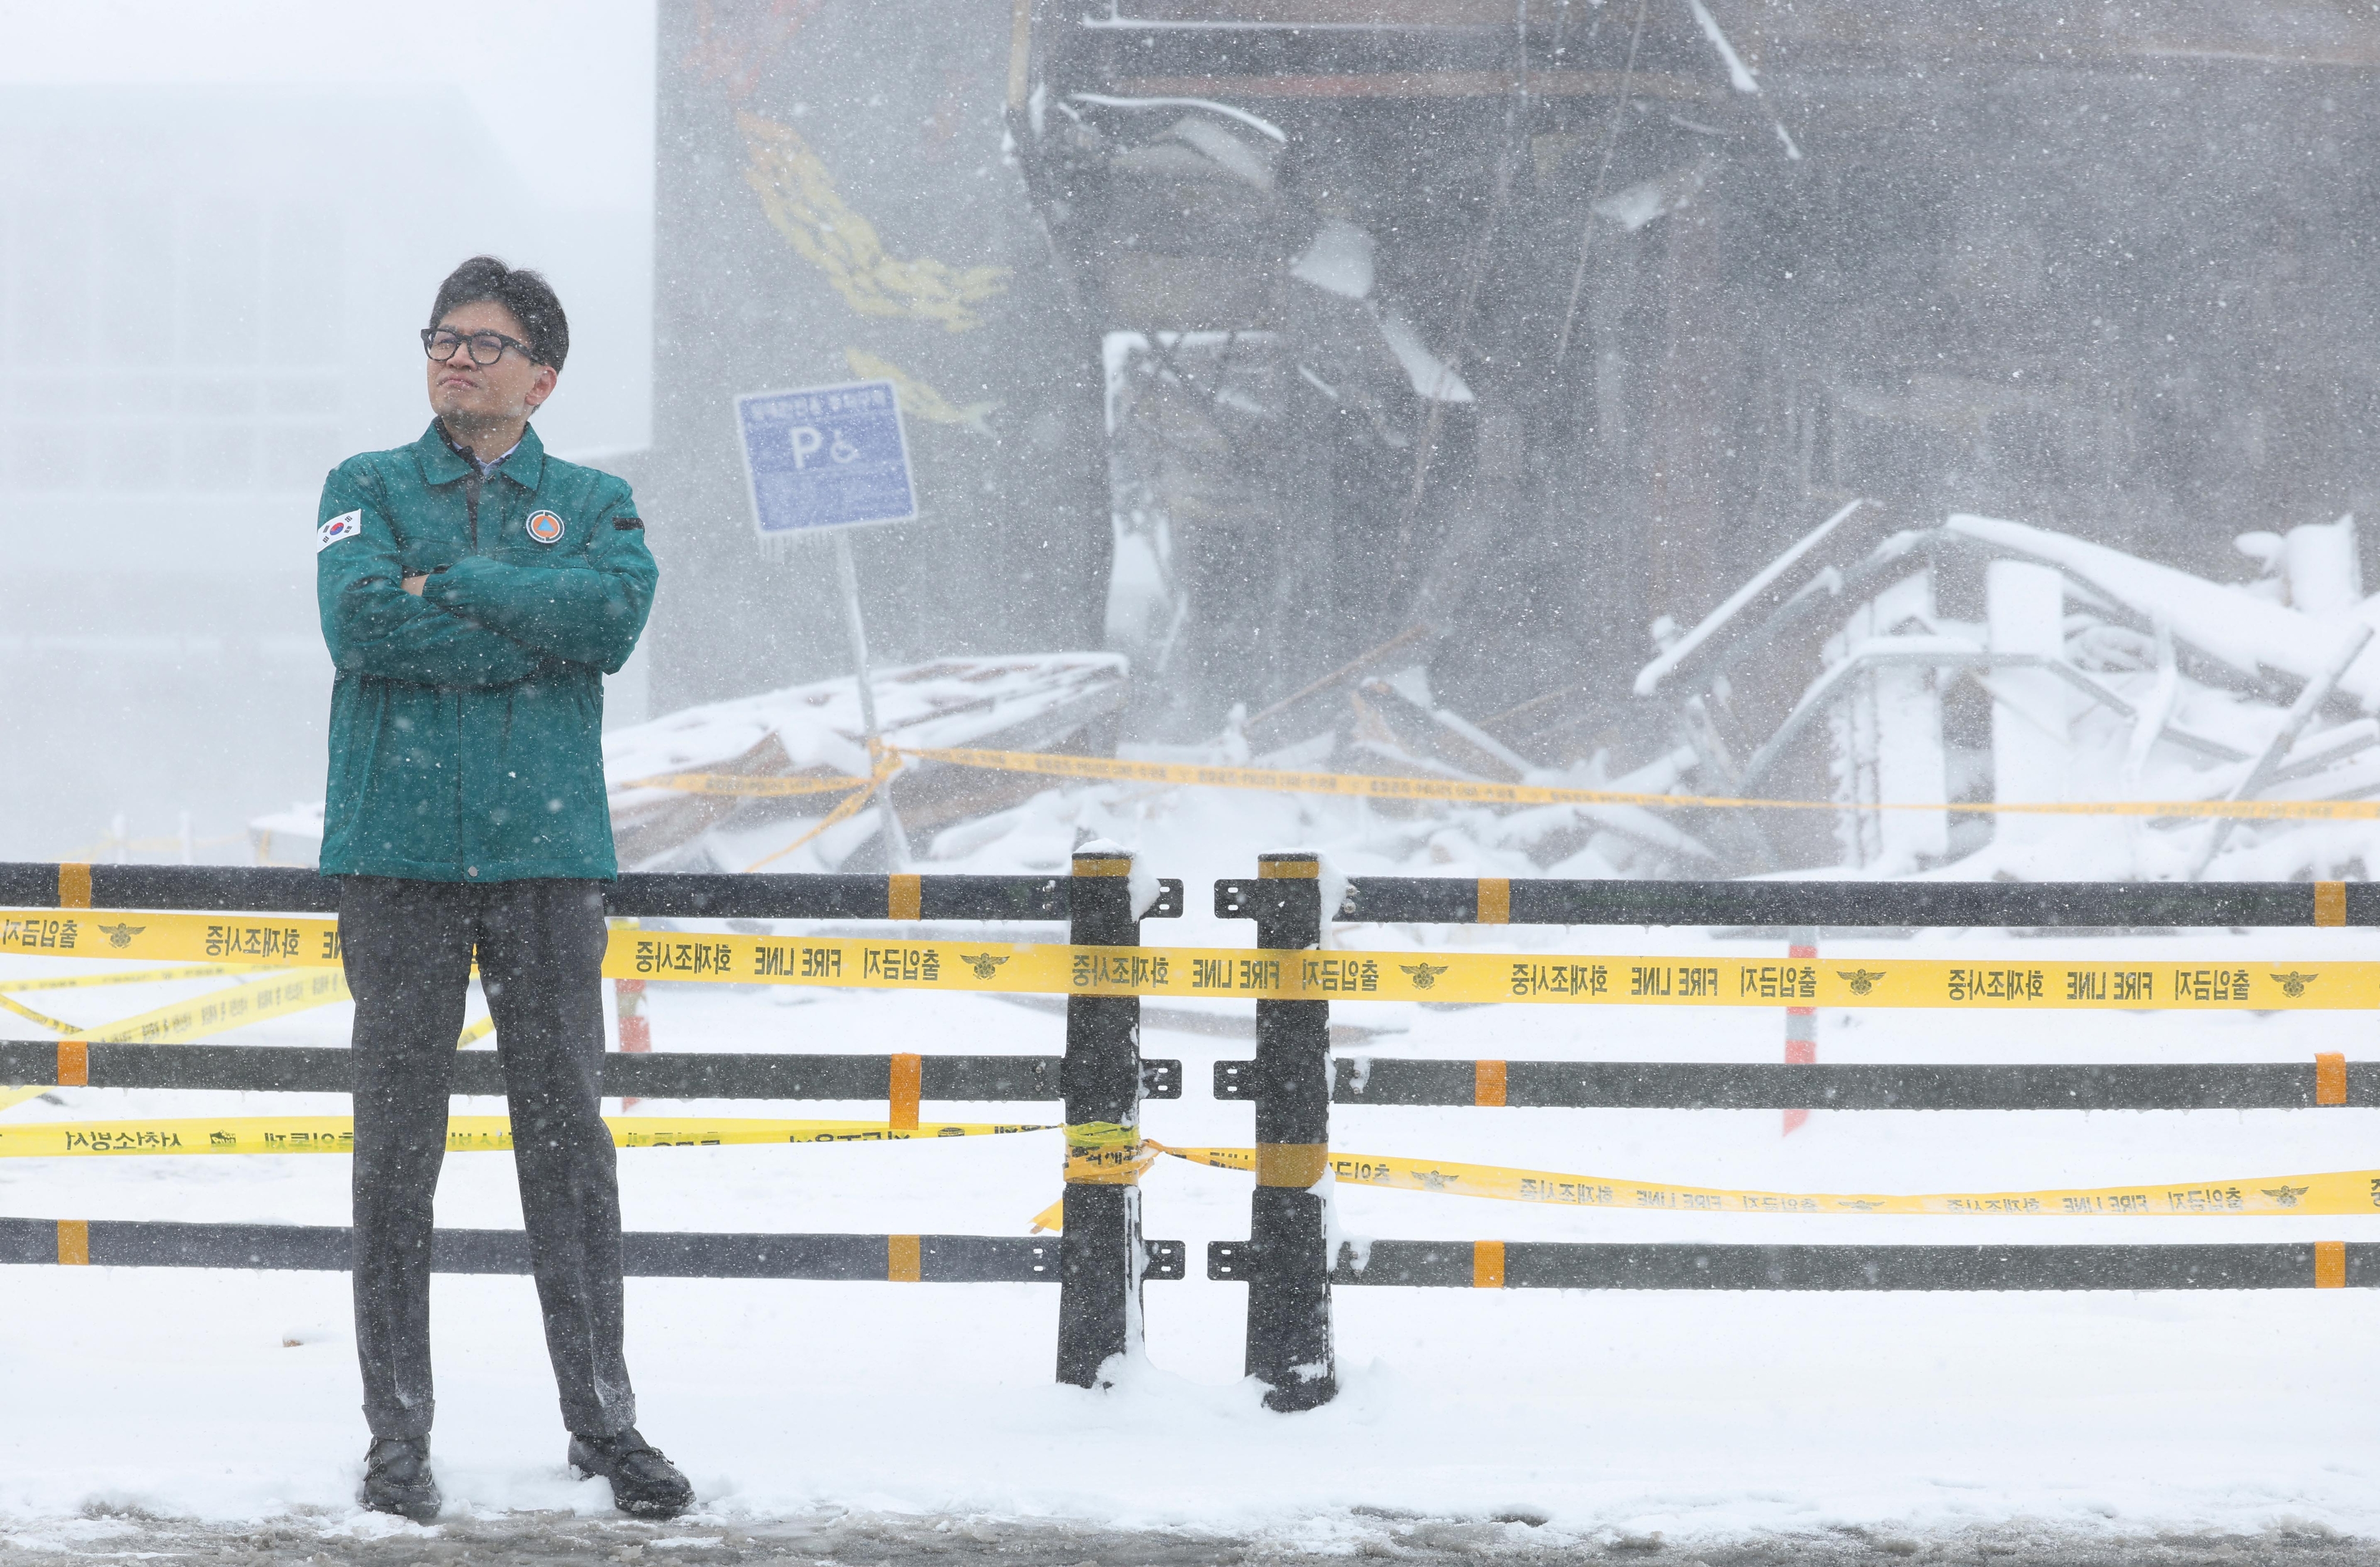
[789,426,863,468]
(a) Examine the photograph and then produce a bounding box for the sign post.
[734,379,920,868]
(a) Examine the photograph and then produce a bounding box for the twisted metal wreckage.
[1010,0,1815,749]
[1631,505,2380,881]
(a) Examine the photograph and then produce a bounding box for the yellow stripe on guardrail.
[1153,1144,2380,1217]
[4,915,2372,1009]
[0,1115,1054,1158]
[631,746,2380,822]
[888,1233,923,1283]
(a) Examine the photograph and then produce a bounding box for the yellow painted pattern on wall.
[740,111,1010,332]
[844,348,998,432]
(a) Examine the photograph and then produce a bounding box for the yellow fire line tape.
[11,978,492,1058]
[0,971,349,1050]
[82,969,350,1046]
[630,746,2380,822]
[611,939,2380,1009]
[2,912,336,967]
[0,993,82,1035]
[0,964,276,993]
[0,1116,1055,1158]
[1063,1119,1154,1185]
[1154,1144,2380,1217]
[2,913,2370,1009]
[621,772,868,798]
[744,767,888,874]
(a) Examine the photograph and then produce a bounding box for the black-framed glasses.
[421,326,537,367]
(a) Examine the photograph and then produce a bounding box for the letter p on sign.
[788,426,825,469]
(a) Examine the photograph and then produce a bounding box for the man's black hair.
[430,256,569,371]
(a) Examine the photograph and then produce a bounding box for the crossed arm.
[420,505,656,674]
[315,470,657,684]
[316,475,545,687]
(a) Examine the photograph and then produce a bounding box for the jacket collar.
[415,420,546,489]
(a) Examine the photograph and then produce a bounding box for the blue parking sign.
[734,379,917,537]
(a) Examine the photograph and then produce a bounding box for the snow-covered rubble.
[1645,507,2380,881]
[605,653,1124,871]
[245,513,2380,889]
[245,654,1126,873]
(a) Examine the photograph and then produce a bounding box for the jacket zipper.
[458,461,481,868]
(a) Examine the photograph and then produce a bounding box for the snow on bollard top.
[1129,862,1164,921]
[1315,852,1351,949]
[1077,837,1164,921]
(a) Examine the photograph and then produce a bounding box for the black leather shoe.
[568,1427,693,1518]
[360,1435,441,1524]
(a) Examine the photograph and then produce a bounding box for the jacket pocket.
[478,673,612,868]
[327,678,462,872]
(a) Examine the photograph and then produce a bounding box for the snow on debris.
[607,653,1125,871]
[1640,506,2380,881]
[1942,514,2380,703]
[246,655,1126,871]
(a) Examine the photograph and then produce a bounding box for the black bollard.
[1245,852,1336,1410]
[1057,846,1145,1387]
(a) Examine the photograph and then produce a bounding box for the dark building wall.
[1019,2,2380,754]
[645,1,1107,717]
[647,0,2380,763]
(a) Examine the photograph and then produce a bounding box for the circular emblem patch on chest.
[525,510,565,545]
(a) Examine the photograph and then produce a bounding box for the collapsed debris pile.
[934,505,2380,886]
[249,654,1125,874]
[250,515,2380,887]
[602,653,1124,872]
[1637,505,2380,881]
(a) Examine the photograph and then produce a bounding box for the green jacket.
[314,421,657,883]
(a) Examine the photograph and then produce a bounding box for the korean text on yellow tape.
[637,745,2380,823]
[599,934,2380,1009]
[9,912,2373,1009]
[0,1116,1056,1158]
[1153,1144,2380,1218]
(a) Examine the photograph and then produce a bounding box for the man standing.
[315,257,688,1522]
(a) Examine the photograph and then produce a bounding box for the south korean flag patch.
[315,509,364,553]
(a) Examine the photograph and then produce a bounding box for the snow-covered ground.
[4,802,2379,1552]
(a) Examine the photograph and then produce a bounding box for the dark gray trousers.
[340,875,636,1440]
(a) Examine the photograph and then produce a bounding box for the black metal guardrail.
[0,863,1185,921]
[1207,1239,2369,1292]
[1307,877,2374,928]
[1217,1059,2366,1112]
[0,1041,1182,1102]
[1209,868,2375,1412]
[2,1218,1186,1283]
[0,855,1185,1387]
